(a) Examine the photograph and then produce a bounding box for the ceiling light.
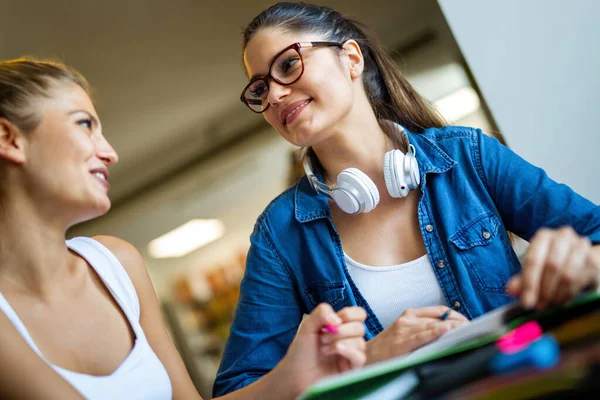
[434,86,481,122]
[148,219,225,258]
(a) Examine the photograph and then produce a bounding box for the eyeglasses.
[240,41,343,113]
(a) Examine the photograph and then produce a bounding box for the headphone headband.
[301,121,419,214]
[302,155,333,199]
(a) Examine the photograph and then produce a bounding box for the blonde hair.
[0,57,91,132]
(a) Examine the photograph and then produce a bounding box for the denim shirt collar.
[294,123,457,223]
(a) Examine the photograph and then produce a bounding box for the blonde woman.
[0,58,367,399]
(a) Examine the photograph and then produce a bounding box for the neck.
[312,101,391,187]
[0,193,76,298]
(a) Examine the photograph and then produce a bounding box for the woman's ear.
[0,118,26,165]
[342,40,364,79]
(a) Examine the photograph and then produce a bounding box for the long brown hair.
[242,2,446,164]
[0,57,90,133]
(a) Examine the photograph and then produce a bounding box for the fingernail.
[336,343,346,351]
[505,282,514,295]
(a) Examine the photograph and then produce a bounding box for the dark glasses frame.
[240,41,344,113]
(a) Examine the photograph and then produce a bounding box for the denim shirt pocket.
[449,212,518,293]
[305,282,347,310]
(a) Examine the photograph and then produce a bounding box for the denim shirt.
[213,125,600,396]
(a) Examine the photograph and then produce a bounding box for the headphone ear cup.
[404,152,421,190]
[384,150,410,198]
[335,168,380,213]
[384,150,400,198]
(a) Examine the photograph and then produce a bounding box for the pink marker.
[322,324,339,334]
[497,321,543,354]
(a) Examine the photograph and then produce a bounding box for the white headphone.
[302,129,420,215]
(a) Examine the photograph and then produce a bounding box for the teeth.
[285,100,310,122]
[94,172,106,181]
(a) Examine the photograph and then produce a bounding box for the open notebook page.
[298,301,520,399]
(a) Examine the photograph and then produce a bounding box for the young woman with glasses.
[214,2,600,396]
[0,58,368,399]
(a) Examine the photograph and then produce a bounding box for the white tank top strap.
[66,237,141,321]
[0,293,46,359]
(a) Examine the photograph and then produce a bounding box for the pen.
[439,310,451,321]
[322,324,339,333]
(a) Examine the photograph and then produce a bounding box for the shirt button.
[482,231,491,239]
[453,301,461,309]
[425,225,434,233]
[437,260,445,269]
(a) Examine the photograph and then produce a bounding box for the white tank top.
[345,253,447,328]
[0,237,173,400]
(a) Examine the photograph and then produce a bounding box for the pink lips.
[90,167,110,190]
[281,99,311,125]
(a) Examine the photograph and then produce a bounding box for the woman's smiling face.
[20,82,119,222]
[243,29,358,147]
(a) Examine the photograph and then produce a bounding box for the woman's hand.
[365,306,469,365]
[507,226,600,309]
[277,303,367,396]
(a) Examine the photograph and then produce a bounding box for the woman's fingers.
[518,227,595,309]
[521,228,553,308]
[400,306,468,322]
[322,337,366,369]
[319,306,366,344]
[336,343,367,370]
[401,325,447,353]
[337,306,367,323]
[505,274,523,297]
[365,313,468,364]
[320,321,365,344]
[391,320,461,355]
[554,238,592,303]
[538,229,573,307]
[301,303,342,335]
[314,305,368,372]
[442,318,469,330]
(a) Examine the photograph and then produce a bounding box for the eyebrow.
[69,110,99,128]
[249,69,268,82]
[248,49,284,81]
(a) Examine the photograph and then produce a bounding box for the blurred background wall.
[439,0,600,203]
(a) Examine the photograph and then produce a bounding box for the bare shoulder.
[92,235,143,266]
[92,235,152,295]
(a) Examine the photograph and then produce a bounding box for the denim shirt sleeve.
[474,130,600,244]
[212,219,304,397]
